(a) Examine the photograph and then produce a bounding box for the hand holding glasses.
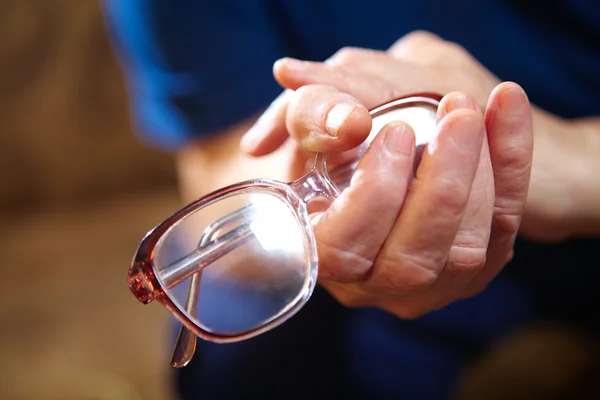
[127,94,441,367]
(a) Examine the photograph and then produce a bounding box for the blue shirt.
[102,1,600,399]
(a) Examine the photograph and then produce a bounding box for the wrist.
[567,118,600,237]
[523,111,600,241]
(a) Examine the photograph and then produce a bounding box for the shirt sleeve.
[101,0,288,150]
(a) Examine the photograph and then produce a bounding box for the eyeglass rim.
[128,178,319,343]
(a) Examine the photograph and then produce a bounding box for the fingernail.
[446,94,476,112]
[326,103,357,136]
[451,116,484,153]
[499,86,526,117]
[383,123,414,156]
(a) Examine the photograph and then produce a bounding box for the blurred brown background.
[0,1,598,400]
[0,1,178,399]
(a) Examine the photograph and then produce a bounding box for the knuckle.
[435,41,474,68]
[447,244,487,274]
[493,210,522,237]
[318,241,373,283]
[431,176,471,214]
[330,67,354,90]
[442,69,486,104]
[376,255,439,294]
[380,84,405,104]
[497,142,533,174]
[403,30,440,45]
[328,46,364,66]
[443,41,469,59]
[363,75,405,104]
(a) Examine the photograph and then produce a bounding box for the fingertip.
[437,91,480,123]
[379,122,416,156]
[272,58,288,86]
[496,82,529,117]
[445,108,485,132]
[485,82,533,160]
[273,57,308,90]
[491,81,526,98]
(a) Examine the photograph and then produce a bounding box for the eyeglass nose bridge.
[288,153,341,204]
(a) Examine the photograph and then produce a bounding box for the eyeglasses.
[127,93,441,367]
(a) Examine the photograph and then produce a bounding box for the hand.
[240,31,500,156]
[239,33,534,317]
[241,31,597,243]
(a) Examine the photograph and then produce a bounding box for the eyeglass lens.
[152,191,313,336]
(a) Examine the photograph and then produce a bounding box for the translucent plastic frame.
[127,93,442,367]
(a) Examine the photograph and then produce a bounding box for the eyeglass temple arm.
[158,220,253,289]
[169,285,200,367]
[169,205,257,368]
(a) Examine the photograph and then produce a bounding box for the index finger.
[240,89,292,156]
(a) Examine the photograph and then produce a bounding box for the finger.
[437,93,493,290]
[274,57,395,108]
[437,91,483,122]
[243,53,400,156]
[369,108,485,294]
[314,122,416,282]
[402,92,494,311]
[274,57,435,108]
[464,82,533,296]
[240,89,292,156]
[285,85,372,153]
